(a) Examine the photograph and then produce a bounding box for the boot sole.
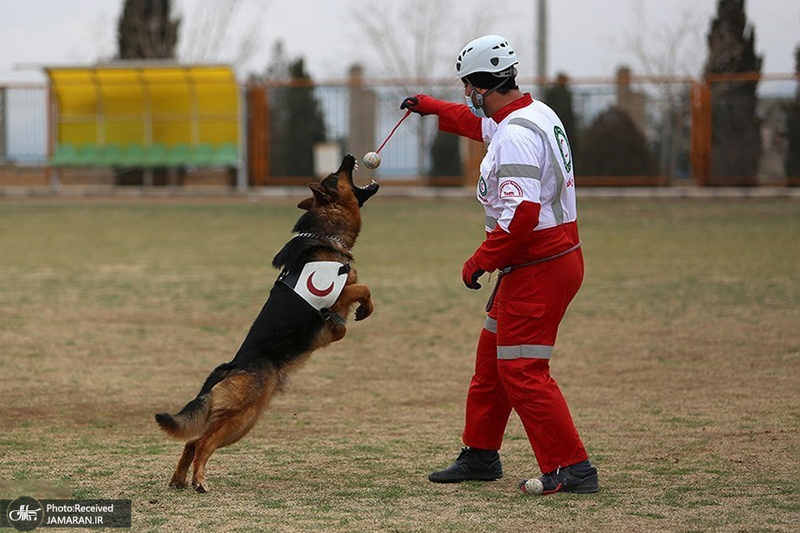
[563,484,599,493]
[428,473,503,484]
[565,473,599,493]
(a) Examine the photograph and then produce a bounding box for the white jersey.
[477,99,577,233]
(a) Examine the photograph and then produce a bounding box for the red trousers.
[462,249,588,474]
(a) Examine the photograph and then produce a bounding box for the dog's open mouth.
[340,153,379,206]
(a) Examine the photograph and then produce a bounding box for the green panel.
[144,143,169,167]
[166,143,191,166]
[189,143,215,166]
[120,145,146,167]
[51,143,77,166]
[213,142,239,166]
[73,144,102,166]
[98,144,123,166]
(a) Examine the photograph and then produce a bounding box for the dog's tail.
[154,398,209,440]
[154,362,235,440]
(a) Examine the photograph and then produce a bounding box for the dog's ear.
[307,175,339,206]
[308,182,334,205]
[297,197,315,210]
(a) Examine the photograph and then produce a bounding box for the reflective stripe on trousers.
[483,317,553,360]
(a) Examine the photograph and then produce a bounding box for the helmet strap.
[469,75,512,110]
[466,80,485,109]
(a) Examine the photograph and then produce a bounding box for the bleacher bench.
[51,142,238,168]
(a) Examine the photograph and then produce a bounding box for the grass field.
[0,196,798,532]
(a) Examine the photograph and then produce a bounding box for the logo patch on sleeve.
[554,125,573,173]
[499,180,523,198]
[478,177,488,198]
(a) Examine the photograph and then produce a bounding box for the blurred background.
[0,0,798,189]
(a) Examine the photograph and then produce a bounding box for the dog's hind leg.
[190,430,225,493]
[190,407,263,493]
[190,373,274,493]
[168,440,197,489]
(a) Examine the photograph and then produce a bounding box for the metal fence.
[0,84,48,164]
[2,72,798,186]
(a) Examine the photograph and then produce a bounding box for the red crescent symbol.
[306,271,335,297]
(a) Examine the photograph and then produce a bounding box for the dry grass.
[0,197,798,532]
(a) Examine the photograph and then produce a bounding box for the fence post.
[236,84,249,190]
[347,65,375,171]
[247,85,269,186]
[691,80,712,186]
[0,87,6,163]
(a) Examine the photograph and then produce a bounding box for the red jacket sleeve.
[411,95,483,142]
[470,201,541,272]
[437,103,483,142]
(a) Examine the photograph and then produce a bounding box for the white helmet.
[455,35,518,79]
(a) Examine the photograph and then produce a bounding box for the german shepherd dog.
[155,154,378,493]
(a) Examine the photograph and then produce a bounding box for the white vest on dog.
[279,261,350,311]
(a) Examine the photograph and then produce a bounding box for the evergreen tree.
[785,46,800,179]
[580,107,658,177]
[543,74,580,167]
[542,72,581,170]
[117,0,180,60]
[429,132,462,177]
[269,58,327,177]
[704,0,762,185]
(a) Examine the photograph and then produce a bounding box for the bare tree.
[179,0,268,69]
[615,0,707,181]
[351,0,503,175]
[619,0,706,78]
[352,0,503,87]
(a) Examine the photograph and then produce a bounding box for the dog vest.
[278,261,351,311]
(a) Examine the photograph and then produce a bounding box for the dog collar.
[293,232,350,251]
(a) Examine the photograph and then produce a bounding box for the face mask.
[465,93,487,118]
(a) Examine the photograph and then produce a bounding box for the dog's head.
[298,154,379,211]
[289,154,379,250]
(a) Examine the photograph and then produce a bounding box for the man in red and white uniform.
[402,35,598,495]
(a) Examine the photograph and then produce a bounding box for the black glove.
[400,94,442,116]
[462,257,485,290]
[400,96,419,111]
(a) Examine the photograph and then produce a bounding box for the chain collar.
[293,232,351,251]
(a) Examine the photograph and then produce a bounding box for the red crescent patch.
[306,271,335,297]
[499,180,524,198]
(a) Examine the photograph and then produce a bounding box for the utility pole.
[536,0,548,91]
[537,0,548,80]
[0,88,6,162]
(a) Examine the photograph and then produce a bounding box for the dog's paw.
[354,304,373,321]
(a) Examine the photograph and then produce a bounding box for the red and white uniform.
[434,93,588,474]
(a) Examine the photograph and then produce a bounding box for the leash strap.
[484,241,582,312]
[376,109,412,154]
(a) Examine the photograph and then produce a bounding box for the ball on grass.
[521,478,543,495]
[363,151,381,170]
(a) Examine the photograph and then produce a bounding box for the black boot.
[428,447,503,483]
[519,461,599,495]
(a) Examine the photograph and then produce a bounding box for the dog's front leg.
[339,284,373,321]
[322,309,348,341]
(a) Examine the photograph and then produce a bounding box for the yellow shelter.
[45,63,241,172]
